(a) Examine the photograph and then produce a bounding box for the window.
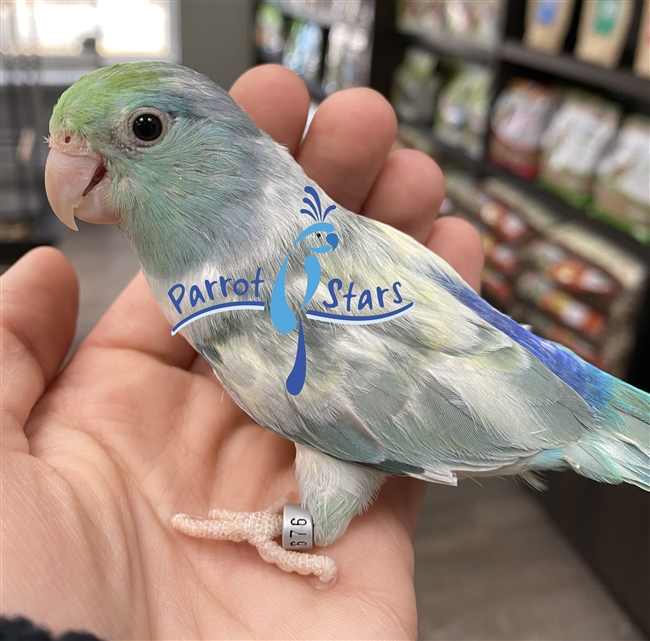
[1,0,180,61]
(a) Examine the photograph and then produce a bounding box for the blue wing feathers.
[431,266,649,490]
[432,268,612,412]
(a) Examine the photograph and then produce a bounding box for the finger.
[427,216,484,293]
[1,247,78,453]
[229,64,310,156]
[361,149,445,244]
[82,271,196,369]
[297,87,397,212]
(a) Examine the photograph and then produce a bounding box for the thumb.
[1,247,78,453]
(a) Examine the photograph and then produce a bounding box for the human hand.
[1,65,483,640]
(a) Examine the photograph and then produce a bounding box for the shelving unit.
[0,58,90,267]
[397,28,499,63]
[253,2,380,103]
[391,2,650,635]
[499,40,650,104]
[391,33,650,104]
[389,2,650,395]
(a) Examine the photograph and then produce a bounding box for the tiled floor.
[55,224,643,640]
[414,480,642,640]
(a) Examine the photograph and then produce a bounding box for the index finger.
[229,64,310,156]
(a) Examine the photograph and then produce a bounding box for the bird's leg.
[295,444,387,546]
[171,446,385,586]
[171,496,337,586]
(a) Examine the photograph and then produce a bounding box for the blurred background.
[1,0,648,638]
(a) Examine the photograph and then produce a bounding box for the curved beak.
[44,134,120,230]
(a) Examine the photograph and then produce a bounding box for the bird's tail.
[563,377,650,491]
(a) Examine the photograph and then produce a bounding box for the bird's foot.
[171,499,337,587]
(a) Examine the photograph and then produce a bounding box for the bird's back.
[179,207,647,490]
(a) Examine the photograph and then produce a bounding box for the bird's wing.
[290,216,595,482]
[197,214,596,483]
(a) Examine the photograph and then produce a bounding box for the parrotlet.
[44,62,650,586]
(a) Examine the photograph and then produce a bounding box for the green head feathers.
[48,61,270,277]
[50,61,260,165]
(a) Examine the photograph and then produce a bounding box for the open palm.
[1,65,483,640]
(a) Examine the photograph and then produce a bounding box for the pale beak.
[44,133,120,230]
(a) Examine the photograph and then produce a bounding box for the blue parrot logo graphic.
[168,186,412,396]
[270,186,339,396]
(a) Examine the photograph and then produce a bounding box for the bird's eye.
[133,114,163,141]
[316,233,321,238]
[120,107,170,148]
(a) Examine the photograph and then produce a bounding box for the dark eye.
[133,114,163,142]
[316,233,321,238]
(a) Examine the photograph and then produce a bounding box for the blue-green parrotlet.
[45,62,649,585]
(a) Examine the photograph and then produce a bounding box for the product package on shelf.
[524,0,577,54]
[590,114,650,244]
[435,64,493,160]
[282,19,323,83]
[396,0,504,49]
[482,177,562,233]
[490,78,561,179]
[634,0,650,78]
[482,265,517,306]
[446,178,532,244]
[278,0,372,25]
[486,240,522,280]
[574,0,635,69]
[538,90,621,207]
[443,0,504,49]
[255,2,285,58]
[391,48,441,126]
[322,22,371,93]
[524,238,619,313]
[515,271,608,343]
[397,0,446,37]
[446,176,647,379]
[445,175,530,310]
[544,221,647,377]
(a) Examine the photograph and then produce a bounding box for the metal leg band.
[282,503,313,550]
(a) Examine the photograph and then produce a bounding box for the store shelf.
[483,163,650,262]
[397,27,498,63]
[499,40,650,104]
[392,35,650,104]
[400,124,650,262]
[386,5,650,634]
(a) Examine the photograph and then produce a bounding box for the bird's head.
[45,61,262,232]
